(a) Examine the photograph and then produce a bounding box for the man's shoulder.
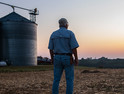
[67,29,73,33]
[51,29,59,36]
[65,29,74,36]
[50,29,59,38]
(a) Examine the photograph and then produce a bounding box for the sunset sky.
[0,0,124,59]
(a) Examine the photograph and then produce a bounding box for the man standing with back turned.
[48,18,79,94]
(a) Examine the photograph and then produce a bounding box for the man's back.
[49,27,78,54]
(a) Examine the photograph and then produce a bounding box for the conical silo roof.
[0,12,32,22]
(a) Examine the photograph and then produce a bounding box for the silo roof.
[0,12,32,22]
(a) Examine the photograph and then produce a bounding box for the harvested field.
[0,66,124,94]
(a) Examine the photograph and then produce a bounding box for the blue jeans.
[52,55,74,94]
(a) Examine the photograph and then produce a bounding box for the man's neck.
[60,27,67,29]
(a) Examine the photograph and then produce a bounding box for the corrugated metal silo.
[0,12,37,66]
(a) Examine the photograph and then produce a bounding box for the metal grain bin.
[0,12,37,66]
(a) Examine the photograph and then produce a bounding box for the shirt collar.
[60,27,67,30]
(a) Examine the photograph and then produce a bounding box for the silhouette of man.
[48,18,79,94]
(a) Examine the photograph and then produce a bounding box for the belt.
[54,53,72,56]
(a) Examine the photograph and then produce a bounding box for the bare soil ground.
[0,68,124,94]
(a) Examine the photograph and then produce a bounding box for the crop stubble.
[0,69,124,94]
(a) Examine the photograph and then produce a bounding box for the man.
[48,18,79,94]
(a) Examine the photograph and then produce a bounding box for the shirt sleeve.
[70,32,79,49]
[48,35,54,50]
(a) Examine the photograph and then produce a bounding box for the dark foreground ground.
[0,66,124,94]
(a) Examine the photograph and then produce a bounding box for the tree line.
[79,57,124,68]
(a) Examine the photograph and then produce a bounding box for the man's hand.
[72,48,78,66]
[70,56,73,65]
[50,58,54,64]
[75,58,78,66]
[49,49,54,65]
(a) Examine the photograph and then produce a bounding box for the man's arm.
[69,31,79,65]
[72,48,78,66]
[49,49,54,64]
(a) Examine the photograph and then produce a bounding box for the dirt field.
[0,68,124,94]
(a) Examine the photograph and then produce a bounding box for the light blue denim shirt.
[48,27,79,53]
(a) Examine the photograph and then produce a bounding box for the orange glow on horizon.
[76,36,124,58]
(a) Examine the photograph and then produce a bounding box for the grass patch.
[0,65,54,73]
[0,65,97,73]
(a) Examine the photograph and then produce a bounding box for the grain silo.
[0,12,37,66]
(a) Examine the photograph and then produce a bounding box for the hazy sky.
[0,0,124,59]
